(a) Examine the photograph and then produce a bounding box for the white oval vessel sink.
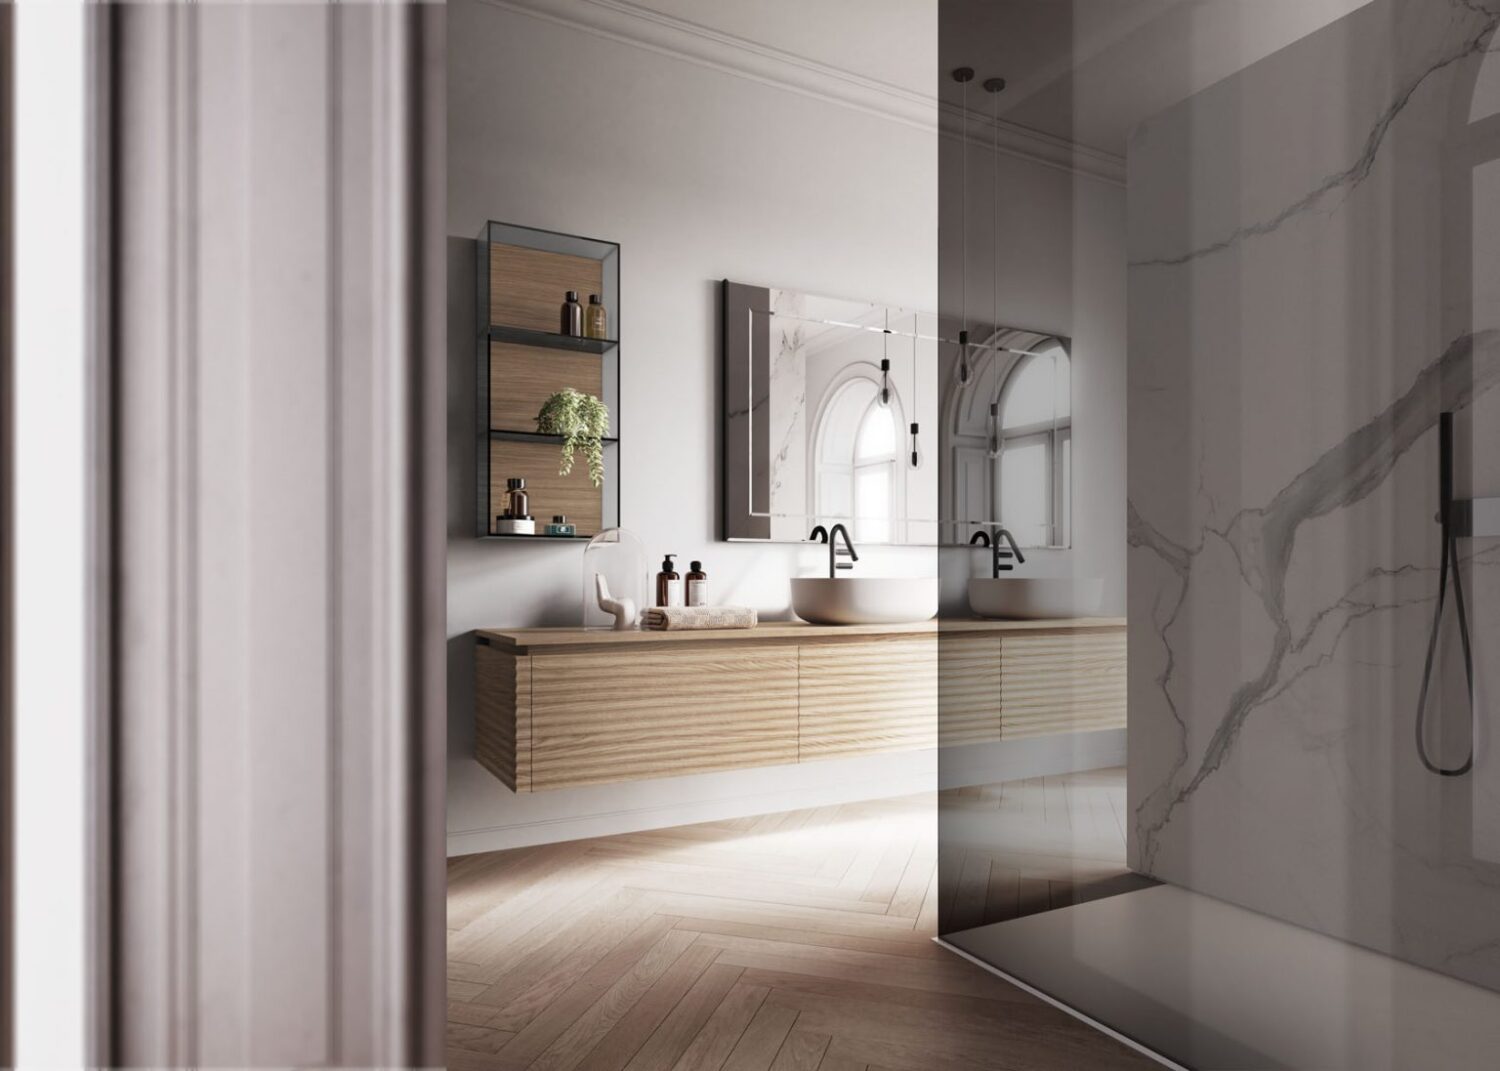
[968,577,1102,620]
[791,577,939,625]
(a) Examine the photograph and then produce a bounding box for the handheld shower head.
[1415,412,1475,777]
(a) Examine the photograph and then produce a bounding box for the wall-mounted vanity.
[474,618,1124,792]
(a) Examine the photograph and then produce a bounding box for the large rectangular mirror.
[721,281,1071,548]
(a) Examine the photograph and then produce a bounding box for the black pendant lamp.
[985,75,1006,379]
[952,66,974,386]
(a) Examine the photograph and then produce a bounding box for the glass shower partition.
[935,1,1500,1067]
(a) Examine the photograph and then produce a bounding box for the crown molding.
[475,0,1126,187]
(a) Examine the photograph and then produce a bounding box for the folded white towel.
[640,606,758,631]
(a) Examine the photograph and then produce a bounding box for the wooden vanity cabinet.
[529,646,798,790]
[474,620,1125,792]
[936,634,1005,747]
[999,628,1127,738]
[798,636,938,759]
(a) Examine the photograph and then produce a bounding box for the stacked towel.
[641,606,758,631]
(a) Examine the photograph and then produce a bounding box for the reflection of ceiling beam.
[481,0,1375,186]
[973,0,1375,154]
[971,0,1189,116]
[938,101,1124,186]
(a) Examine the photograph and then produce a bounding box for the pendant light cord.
[991,83,1000,349]
[953,67,974,386]
[960,74,968,345]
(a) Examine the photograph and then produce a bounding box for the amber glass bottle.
[655,555,682,607]
[584,294,609,339]
[560,291,583,336]
[685,561,707,607]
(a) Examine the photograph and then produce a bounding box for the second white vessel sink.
[791,577,939,625]
[968,577,1102,620]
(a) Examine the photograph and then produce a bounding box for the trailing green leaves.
[536,388,610,487]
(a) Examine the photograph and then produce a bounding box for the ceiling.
[613,0,1372,157]
[939,0,1374,155]
[620,0,936,97]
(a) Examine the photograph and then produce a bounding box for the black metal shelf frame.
[487,429,621,445]
[476,221,621,540]
[486,324,618,353]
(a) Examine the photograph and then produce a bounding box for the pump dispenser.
[685,561,708,606]
[655,554,682,608]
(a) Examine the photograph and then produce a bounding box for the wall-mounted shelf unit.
[477,220,620,540]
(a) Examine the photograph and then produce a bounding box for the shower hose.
[1415,412,1475,777]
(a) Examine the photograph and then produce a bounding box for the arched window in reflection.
[1468,38,1500,123]
[995,341,1071,547]
[814,375,901,544]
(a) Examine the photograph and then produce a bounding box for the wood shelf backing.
[489,438,602,536]
[489,340,604,433]
[489,242,603,333]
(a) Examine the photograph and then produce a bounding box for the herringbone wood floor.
[939,768,1155,932]
[447,791,1155,1070]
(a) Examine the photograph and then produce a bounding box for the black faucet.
[809,524,859,578]
[970,528,1025,578]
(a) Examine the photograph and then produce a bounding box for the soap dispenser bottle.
[655,555,682,607]
[685,561,708,607]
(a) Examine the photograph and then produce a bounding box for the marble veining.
[1131,0,1500,269]
[1133,330,1500,867]
[766,288,808,539]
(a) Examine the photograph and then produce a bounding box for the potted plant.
[536,388,609,487]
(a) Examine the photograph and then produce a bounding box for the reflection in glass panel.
[940,330,1072,546]
[854,464,892,544]
[1060,431,1072,548]
[855,398,898,459]
[999,354,1056,430]
[814,377,899,543]
[1470,48,1500,123]
[998,433,1050,547]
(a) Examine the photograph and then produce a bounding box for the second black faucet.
[809,524,859,578]
[970,527,1025,578]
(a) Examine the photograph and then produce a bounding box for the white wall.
[446,0,1129,853]
[13,3,89,1059]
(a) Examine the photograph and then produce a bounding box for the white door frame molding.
[0,5,12,1063]
[101,3,445,1065]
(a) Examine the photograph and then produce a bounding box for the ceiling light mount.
[983,77,1007,93]
[951,67,975,83]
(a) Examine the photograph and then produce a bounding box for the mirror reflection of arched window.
[1468,41,1500,124]
[994,341,1071,547]
[814,376,902,544]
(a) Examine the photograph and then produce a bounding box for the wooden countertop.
[477,616,1126,653]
